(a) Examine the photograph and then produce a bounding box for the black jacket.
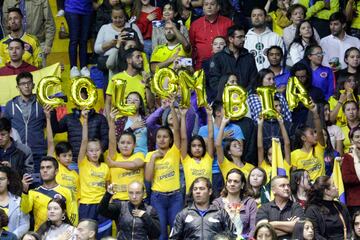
[51,109,109,162]
[169,203,236,240]
[0,139,33,176]
[98,192,161,240]
[208,47,258,102]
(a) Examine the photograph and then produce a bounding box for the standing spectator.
[208,25,257,100]
[65,0,93,78]
[0,7,42,68]
[190,0,233,70]
[299,0,339,38]
[345,0,360,39]
[169,177,237,239]
[244,7,284,71]
[0,166,29,238]
[4,72,44,174]
[0,118,33,177]
[177,0,201,30]
[2,0,55,66]
[324,102,344,156]
[98,181,161,239]
[267,45,290,90]
[256,176,305,240]
[0,38,37,76]
[320,12,360,71]
[264,0,292,36]
[302,45,334,100]
[132,0,162,58]
[305,176,352,239]
[21,157,77,231]
[341,101,360,153]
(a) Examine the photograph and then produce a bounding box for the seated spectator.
[299,0,339,38]
[283,4,320,49]
[336,47,360,84]
[0,39,37,76]
[267,45,290,91]
[244,7,284,70]
[247,69,292,123]
[323,102,344,157]
[21,232,41,240]
[152,2,189,50]
[264,0,292,36]
[150,20,190,72]
[320,12,360,71]
[290,169,311,208]
[37,197,76,239]
[208,25,257,101]
[0,118,33,177]
[329,73,358,127]
[0,166,29,238]
[74,219,97,240]
[286,20,318,67]
[0,8,42,68]
[131,0,162,58]
[0,209,17,239]
[341,101,360,153]
[253,222,278,240]
[256,176,305,240]
[215,74,239,102]
[169,177,237,239]
[341,126,360,217]
[247,167,270,206]
[305,176,352,239]
[190,0,233,70]
[353,212,360,239]
[301,45,334,100]
[98,181,161,239]
[213,169,257,238]
[291,219,315,240]
[4,72,46,175]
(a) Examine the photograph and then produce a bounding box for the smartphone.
[152,20,165,28]
[179,58,193,67]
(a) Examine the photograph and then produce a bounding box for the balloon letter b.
[222,85,248,120]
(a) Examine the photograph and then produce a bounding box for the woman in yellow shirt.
[215,117,255,180]
[145,101,182,240]
[180,106,213,194]
[341,100,360,153]
[291,105,326,181]
[107,108,145,201]
[77,109,111,238]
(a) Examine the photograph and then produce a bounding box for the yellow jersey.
[0,205,9,230]
[329,96,347,127]
[182,153,213,193]
[350,1,360,29]
[110,152,145,200]
[0,33,42,68]
[340,125,352,153]
[79,157,110,204]
[269,10,292,36]
[150,43,189,69]
[260,161,272,184]
[145,145,181,192]
[219,157,255,180]
[21,185,78,231]
[56,163,80,200]
[291,143,325,181]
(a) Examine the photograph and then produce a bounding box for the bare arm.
[278,118,291,165]
[108,156,145,170]
[335,139,344,155]
[180,108,188,159]
[171,102,181,149]
[215,117,229,165]
[206,106,214,159]
[108,109,117,160]
[145,151,163,181]
[257,118,264,166]
[345,0,355,22]
[311,105,325,146]
[44,105,54,156]
[77,110,89,164]
[329,93,346,123]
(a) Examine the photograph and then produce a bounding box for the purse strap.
[333,202,347,240]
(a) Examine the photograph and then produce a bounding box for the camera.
[123,32,135,40]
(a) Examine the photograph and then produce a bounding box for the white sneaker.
[80,66,90,77]
[70,66,80,78]
[56,9,65,17]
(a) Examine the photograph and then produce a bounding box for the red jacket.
[0,62,38,76]
[136,8,162,40]
[341,153,360,206]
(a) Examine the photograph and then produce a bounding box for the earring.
[62,215,66,221]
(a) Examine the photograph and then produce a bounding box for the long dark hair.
[224,138,243,163]
[221,168,247,200]
[289,20,317,51]
[37,198,73,236]
[334,73,359,101]
[255,68,274,88]
[126,91,146,116]
[292,219,314,240]
[246,167,267,199]
[306,175,331,208]
[293,124,312,150]
[290,169,309,201]
[188,135,206,158]
[156,126,174,148]
[254,223,278,240]
[21,232,41,240]
[0,166,22,196]
[290,62,313,90]
[353,211,360,239]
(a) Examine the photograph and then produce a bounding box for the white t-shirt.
[327,124,345,150]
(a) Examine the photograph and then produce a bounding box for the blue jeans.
[151,191,183,240]
[65,12,92,68]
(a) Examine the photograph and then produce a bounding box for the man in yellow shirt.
[104,48,154,117]
[21,156,78,230]
[150,21,191,72]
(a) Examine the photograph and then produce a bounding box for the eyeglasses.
[18,81,33,87]
[310,52,325,57]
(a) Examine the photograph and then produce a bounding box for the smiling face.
[112,9,126,28]
[163,4,175,21]
[47,201,64,223]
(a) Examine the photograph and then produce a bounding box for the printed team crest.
[320,72,328,78]
[209,61,215,69]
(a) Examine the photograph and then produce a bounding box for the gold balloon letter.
[112,79,136,116]
[286,77,313,111]
[257,86,280,119]
[222,85,248,120]
[36,76,64,107]
[151,68,178,98]
[71,77,98,109]
[178,70,207,108]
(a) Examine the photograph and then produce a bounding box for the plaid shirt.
[247,93,292,123]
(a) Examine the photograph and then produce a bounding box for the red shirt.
[136,8,162,40]
[0,62,38,76]
[342,153,360,206]
[189,15,233,69]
